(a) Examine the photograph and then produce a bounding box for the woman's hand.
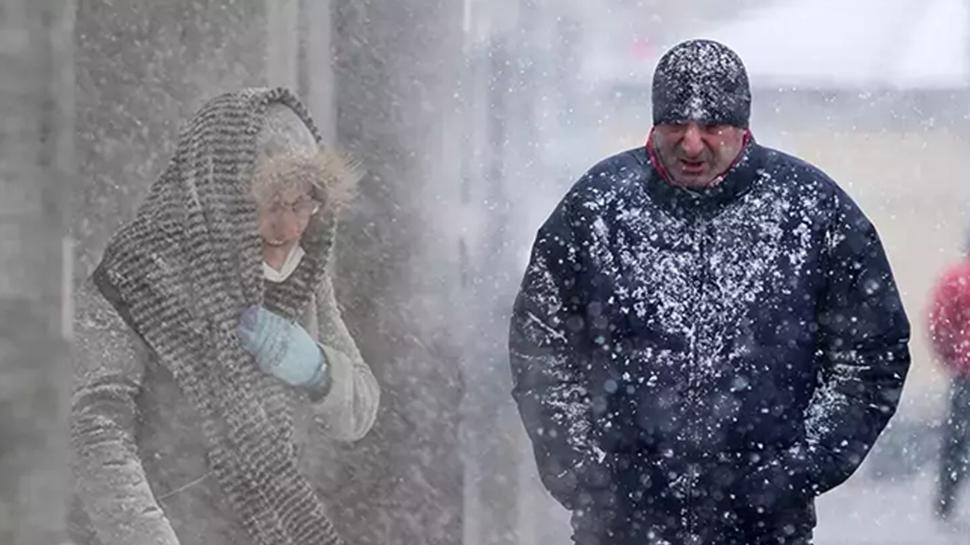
[238,306,329,388]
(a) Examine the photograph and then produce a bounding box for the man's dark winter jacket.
[509,140,911,545]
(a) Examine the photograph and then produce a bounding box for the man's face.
[652,122,747,189]
[255,183,320,257]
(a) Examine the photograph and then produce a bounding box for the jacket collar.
[641,130,763,217]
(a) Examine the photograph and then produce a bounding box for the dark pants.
[569,502,815,545]
[938,374,970,517]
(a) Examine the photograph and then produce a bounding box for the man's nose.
[680,123,705,156]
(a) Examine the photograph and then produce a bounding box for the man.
[69,89,379,545]
[929,256,970,522]
[509,40,910,545]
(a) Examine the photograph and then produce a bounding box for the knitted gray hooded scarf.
[93,88,348,545]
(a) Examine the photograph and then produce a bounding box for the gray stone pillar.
[0,0,75,543]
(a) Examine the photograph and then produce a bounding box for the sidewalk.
[814,469,968,545]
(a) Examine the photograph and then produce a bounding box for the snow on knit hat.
[652,39,751,128]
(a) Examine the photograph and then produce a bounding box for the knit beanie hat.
[652,39,751,128]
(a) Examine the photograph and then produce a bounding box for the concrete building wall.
[0,0,74,542]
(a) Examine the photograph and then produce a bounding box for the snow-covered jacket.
[509,139,911,544]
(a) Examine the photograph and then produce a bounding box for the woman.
[69,88,379,545]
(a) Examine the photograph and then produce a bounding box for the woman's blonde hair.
[251,148,360,213]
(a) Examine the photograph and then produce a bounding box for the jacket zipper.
[685,462,700,540]
[686,215,710,539]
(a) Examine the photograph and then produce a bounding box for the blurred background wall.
[0,1,73,543]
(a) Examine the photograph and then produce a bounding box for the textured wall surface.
[0,0,73,543]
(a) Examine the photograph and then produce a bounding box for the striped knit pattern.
[93,88,345,545]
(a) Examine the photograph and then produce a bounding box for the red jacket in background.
[929,258,970,375]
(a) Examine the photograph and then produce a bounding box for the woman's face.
[255,182,321,257]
